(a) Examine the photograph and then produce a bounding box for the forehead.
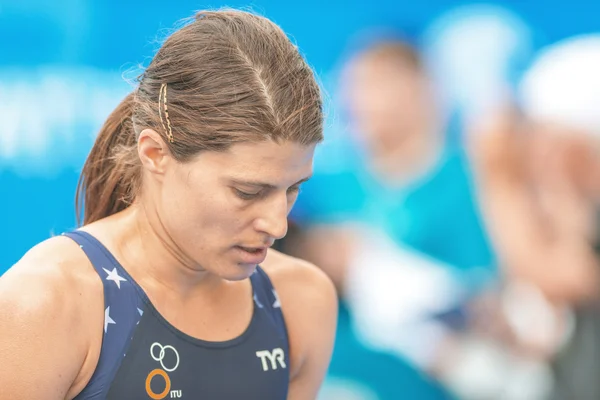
[347,53,420,83]
[343,57,425,108]
[189,140,316,180]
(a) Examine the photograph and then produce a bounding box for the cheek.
[160,178,251,245]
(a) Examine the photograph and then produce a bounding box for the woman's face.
[155,139,315,280]
[342,55,441,183]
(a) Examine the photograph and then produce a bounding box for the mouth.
[234,245,268,265]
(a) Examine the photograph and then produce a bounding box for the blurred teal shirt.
[292,139,488,399]
[292,143,495,273]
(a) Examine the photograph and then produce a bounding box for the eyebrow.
[229,175,312,189]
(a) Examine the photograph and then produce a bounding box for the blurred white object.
[519,34,600,137]
[0,67,129,176]
[345,229,554,400]
[344,229,466,369]
[440,337,553,400]
[501,281,574,354]
[423,4,533,120]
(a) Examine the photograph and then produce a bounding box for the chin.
[218,262,258,281]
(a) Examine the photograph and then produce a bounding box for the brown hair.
[76,10,324,225]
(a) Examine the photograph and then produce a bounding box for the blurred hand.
[465,106,527,184]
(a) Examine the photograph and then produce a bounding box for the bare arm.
[0,239,96,400]
[262,251,338,400]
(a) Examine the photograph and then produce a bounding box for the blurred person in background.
[469,34,600,400]
[295,36,495,290]
[282,34,498,399]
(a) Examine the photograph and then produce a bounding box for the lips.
[234,245,268,265]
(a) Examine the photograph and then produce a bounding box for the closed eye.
[234,188,262,200]
[232,179,308,201]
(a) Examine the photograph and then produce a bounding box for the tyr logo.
[255,348,286,371]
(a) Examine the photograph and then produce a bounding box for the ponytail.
[76,92,141,225]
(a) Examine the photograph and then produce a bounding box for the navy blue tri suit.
[63,230,289,400]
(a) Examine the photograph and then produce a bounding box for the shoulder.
[0,235,103,398]
[1,234,100,301]
[260,249,338,377]
[0,234,103,336]
[260,248,338,310]
[261,250,338,394]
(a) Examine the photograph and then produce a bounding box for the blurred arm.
[284,223,359,296]
[469,116,600,305]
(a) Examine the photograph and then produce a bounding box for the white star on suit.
[272,289,281,308]
[104,306,116,333]
[103,267,127,289]
[253,293,264,308]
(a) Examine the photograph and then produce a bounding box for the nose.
[253,195,289,240]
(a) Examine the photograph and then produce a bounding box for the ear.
[138,129,171,178]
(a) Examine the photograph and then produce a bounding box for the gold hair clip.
[159,83,174,143]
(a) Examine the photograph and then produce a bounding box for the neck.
[97,203,225,299]
[370,131,443,189]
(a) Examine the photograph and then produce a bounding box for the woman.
[0,10,337,400]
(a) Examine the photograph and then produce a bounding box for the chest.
[111,316,289,399]
[77,301,289,400]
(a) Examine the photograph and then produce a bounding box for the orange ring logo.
[145,368,171,399]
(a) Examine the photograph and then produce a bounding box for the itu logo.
[145,342,182,399]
